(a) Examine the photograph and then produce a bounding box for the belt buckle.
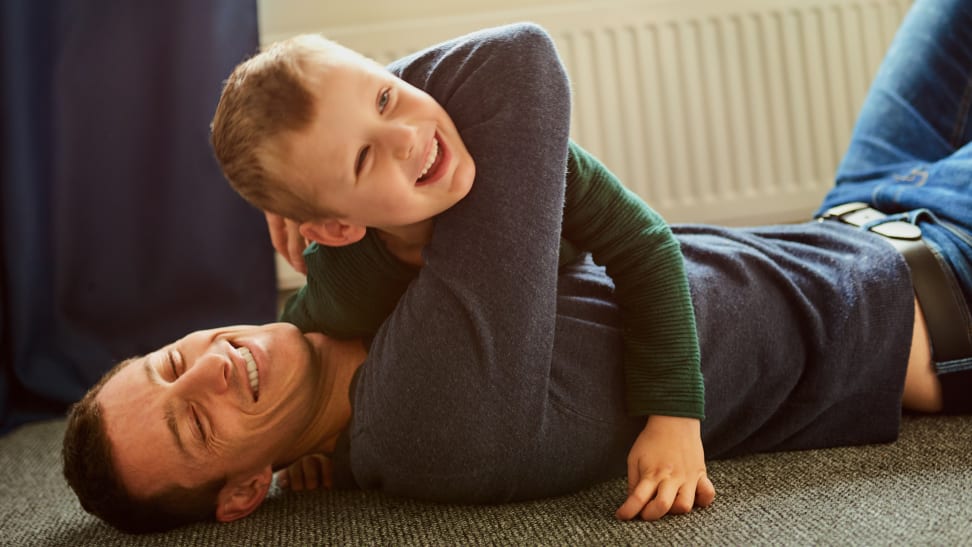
[819,202,871,220]
[820,202,921,241]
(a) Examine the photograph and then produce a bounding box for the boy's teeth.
[420,137,439,178]
[240,347,259,399]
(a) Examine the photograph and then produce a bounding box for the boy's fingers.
[322,456,335,490]
[265,211,308,274]
[615,478,657,520]
[668,483,696,514]
[695,475,716,508]
[288,465,305,491]
[625,460,639,494]
[275,470,290,489]
[639,480,677,521]
[300,457,321,490]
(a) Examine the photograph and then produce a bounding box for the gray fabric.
[3,416,970,545]
[348,23,585,502]
[339,23,916,504]
[681,221,915,458]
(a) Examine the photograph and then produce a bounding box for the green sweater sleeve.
[564,141,704,419]
[280,230,419,340]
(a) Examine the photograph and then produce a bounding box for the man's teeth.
[419,137,439,178]
[240,347,259,399]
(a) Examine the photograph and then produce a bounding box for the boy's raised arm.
[349,23,572,500]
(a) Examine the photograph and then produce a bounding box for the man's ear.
[299,219,366,247]
[215,467,273,523]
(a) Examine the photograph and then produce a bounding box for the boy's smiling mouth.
[416,133,445,185]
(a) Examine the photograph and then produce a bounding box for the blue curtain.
[0,0,276,433]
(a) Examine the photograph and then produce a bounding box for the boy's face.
[283,51,476,231]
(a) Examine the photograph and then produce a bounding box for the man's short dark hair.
[61,358,226,534]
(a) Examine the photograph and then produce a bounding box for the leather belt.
[818,202,972,366]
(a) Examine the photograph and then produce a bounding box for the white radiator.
[261,0,911,288]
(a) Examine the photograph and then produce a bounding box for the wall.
[258,0,572,37]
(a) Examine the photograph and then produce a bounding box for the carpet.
[1,415,969,546]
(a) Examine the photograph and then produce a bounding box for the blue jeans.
[817,0,972,307]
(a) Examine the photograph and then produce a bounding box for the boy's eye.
[377,88,390,113]
[355,146,370,175]
[356,87,389,176]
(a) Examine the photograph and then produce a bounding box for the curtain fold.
[1,0,276,433]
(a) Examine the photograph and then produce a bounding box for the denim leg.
[825,0,972,180]
[817,0,972,305]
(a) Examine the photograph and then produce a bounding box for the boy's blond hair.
[211,34,359,221]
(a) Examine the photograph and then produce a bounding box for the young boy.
[210,26,710,518]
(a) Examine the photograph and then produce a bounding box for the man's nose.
[180,354,231,397]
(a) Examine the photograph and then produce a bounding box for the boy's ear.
[299,219,367,247]
[215,467,273,523]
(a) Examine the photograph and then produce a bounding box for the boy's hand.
[615,415,715,520]
[265,211,310,275]
[275,453,334,491]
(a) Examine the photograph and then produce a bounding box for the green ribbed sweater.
[283,140,704,418]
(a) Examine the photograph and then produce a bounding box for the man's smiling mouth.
[239,347,259,401]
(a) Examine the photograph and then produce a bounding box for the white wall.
[258,0,572,38]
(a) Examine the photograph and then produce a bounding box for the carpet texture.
[1,415,969,546]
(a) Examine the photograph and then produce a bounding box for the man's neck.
[280,337,367,463]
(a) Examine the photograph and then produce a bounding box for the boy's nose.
[383,123,415,160]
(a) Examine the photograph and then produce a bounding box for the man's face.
[282,49,476,230]
[97,323,331,502]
